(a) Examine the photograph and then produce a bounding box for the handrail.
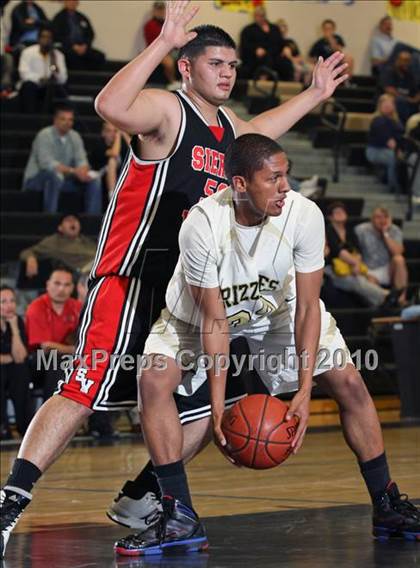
[320,99,347,183]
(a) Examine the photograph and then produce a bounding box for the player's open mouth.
[218,83,231,90]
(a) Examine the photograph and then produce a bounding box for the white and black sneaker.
[107,486,162,530]
[1,486,32,558]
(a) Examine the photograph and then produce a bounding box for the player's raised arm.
[95,1,199,135]
[236,52,349,140]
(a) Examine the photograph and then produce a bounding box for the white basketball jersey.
[165,187,325,329]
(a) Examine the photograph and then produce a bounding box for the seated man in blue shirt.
[371,16,420,80]
[370,16,396,76]
[22,104,103,214]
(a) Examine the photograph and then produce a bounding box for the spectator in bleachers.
[324,202,389,308]
[22,104,103,214]
[25,267,81,400]
[9,0,48,49]
[371,16,420,80]
[370,16,396,77]
[239,6,293,80]
[366,94,403,193]
[144,1,176,85]
[309,19,354,81]
[355,207,408,305]
[51,0,105,71]
[0,285,32,439]
[276,18,311,84]
[89,122,130,200]
[382,51,420,124]
[19,214,97,279]
[18,25,68,113]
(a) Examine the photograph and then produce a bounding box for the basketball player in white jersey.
[0,0,354,558]
[115,134,419,555]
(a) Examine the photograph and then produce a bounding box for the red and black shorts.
[57,276,158,410]
[57,276,249,419]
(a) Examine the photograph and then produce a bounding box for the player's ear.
[178,57,191,81]
[232,175,247,193]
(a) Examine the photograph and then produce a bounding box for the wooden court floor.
[1,420,419,567]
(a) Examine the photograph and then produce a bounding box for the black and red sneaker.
[114,495,209,556]
[373,481,420,541]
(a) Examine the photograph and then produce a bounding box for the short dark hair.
[322,19,336,27]
[178,25,236,60]
[39,24,53,36]
[53,103,74,117]
[326,200,347,216]
[0,285,15,295]
[224,134,285,185]
[58,213,80,225]
[48,266,74,280]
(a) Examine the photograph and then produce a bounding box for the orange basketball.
[221,394,299,469]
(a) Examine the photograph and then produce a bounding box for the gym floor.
[2,423,419,567]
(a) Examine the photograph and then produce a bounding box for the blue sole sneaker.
[373,482,420,542]
[114,495,209,557]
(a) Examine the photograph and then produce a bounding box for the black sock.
[122,460,160,500]
[6,458,42,494]
[155,460,192,509]
[359,452,391,503]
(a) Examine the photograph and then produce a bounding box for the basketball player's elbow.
[94,91,109,118]
[94,93,125,128]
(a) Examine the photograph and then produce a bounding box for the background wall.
[3,0,420,74]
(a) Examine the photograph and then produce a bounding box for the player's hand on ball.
[213,417,240,466]
[161,1,200,49]
[286,389,311,454]
[310,52,348,100]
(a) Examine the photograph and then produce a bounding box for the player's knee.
[340,367,369,405]
[138,368,172,401]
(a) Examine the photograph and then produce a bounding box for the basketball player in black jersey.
[1,0,353,558]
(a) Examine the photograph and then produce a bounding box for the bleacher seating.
[1,64,419,404]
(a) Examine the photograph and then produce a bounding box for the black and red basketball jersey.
[90,90,236,283]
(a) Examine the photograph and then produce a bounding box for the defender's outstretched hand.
[161,0,200,49]
[310,52,349,100]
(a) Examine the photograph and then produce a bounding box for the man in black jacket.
[239,5,293,80]
[51,0,105,70]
